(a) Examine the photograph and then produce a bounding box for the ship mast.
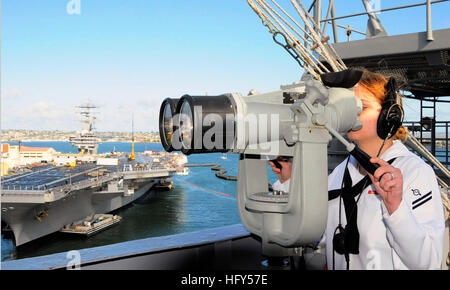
[70,102,101,155]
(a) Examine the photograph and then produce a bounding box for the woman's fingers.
[371,163,395,182]
[370,157,390,167]
[368,173,386,197]
[268,161,281,175]
[379,174,395,190]
[382,179,397,191]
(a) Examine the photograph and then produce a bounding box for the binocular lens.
[159,98,180,152]
[162,105,173,146]
[179,101,194,151]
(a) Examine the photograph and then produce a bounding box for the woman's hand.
[368,157,403,215]
[269,157,292,184]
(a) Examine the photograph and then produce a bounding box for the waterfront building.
[1,143,57,169]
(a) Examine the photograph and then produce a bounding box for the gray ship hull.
[2,180,158,246]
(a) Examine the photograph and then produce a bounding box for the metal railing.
[314,0,450,42]
[121,165,152,172]
[0,185,47,192]
[404,121,449,168]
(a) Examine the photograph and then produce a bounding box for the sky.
[2,0,450,132]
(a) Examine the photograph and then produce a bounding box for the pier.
[185,164,237,181]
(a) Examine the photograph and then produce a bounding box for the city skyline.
[2,1,450,132]
[1,129,161,143]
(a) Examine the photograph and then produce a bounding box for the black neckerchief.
[328,157,397,255]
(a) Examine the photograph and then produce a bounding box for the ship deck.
[1,156,175,205]
[1,163,120,191]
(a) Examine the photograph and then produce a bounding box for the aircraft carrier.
[1,104,178,246]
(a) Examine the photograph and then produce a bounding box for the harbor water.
[0,141,278,261]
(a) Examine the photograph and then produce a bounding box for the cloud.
[93,99,161,132]
[3,89,22,99]
[137,97,157,108]
[1,96,163,132]
[2,101,78,130]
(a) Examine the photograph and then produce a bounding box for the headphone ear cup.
[333,226,346,255]
[377,104,389,139]
[377,77,404,140]
[387,104,403,133]
[377,103,403,140]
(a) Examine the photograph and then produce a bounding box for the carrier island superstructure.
[69,103,101,155]
[0,104,184,246]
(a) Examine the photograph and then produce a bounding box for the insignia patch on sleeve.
[411,189,421,196]
[412,191,432,210]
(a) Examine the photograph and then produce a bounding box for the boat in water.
[60,214,122,236]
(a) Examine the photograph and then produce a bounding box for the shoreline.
[1,140,446,149]
[1,140,161,144]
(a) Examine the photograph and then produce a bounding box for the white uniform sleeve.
[272,180,282,191]
[381,160,445,269]
[272,179,290,193]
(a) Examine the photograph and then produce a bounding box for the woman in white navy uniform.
[271,69,445,270]
[269,157,292,194]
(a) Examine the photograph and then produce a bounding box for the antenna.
[70,100,101,155]
[75,101,99,133]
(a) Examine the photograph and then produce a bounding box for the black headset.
[333,225,347,255]
[376,77,404,140]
